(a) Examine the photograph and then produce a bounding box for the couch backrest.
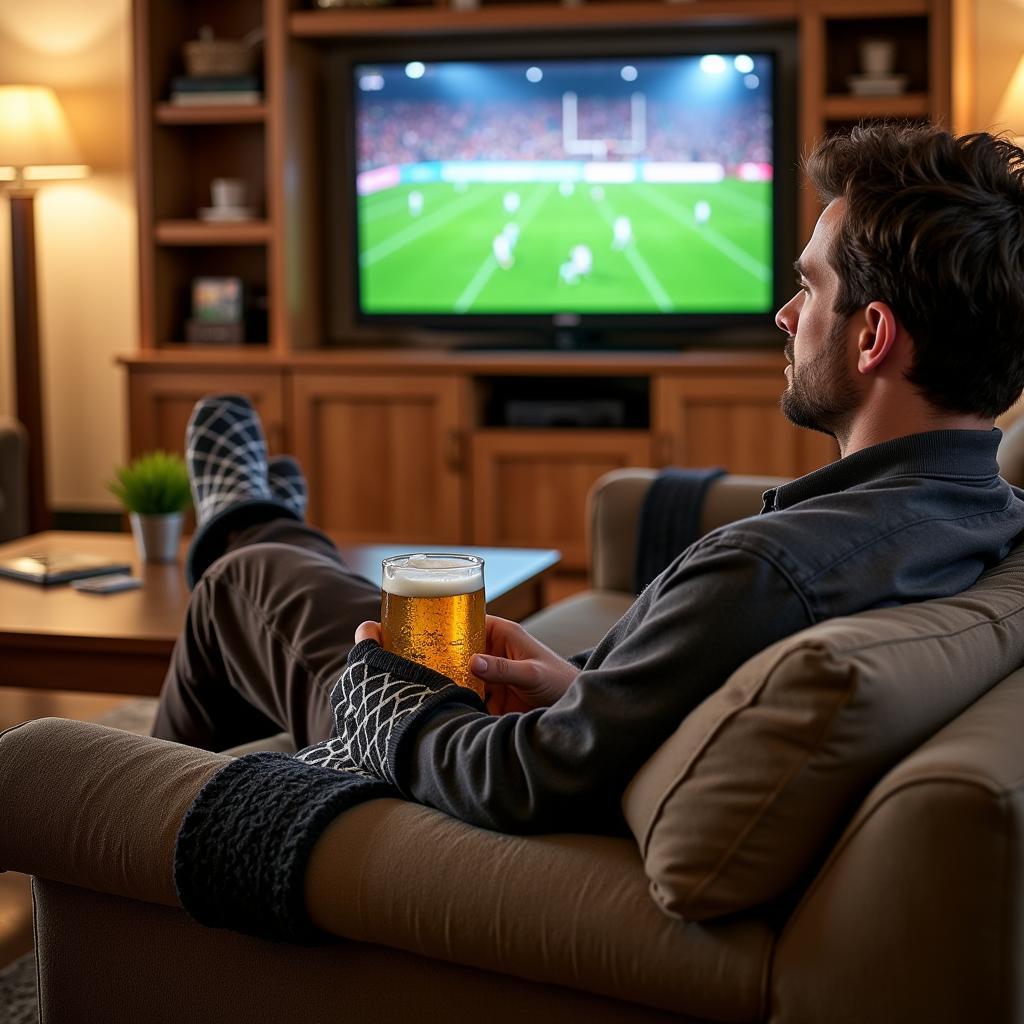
[587,469,779,592]
[622,541,1024,922]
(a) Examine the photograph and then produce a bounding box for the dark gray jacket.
[299,429,1024,835]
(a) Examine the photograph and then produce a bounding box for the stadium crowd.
[357,97,771,172]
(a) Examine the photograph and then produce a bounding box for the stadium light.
[699,55,727,75]
[405,61,426,80]
[526,66,543,83]
[734,55,755,74]
[744,74,760,90]
[621,65,638,82]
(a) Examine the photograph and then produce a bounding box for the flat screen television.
[330,32,797,349]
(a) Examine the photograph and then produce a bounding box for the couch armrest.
[0,718,230,906]
[0,414,28,542]
[304,798,773,1021]
[586,469,784,593]
[772,668,1024,1024]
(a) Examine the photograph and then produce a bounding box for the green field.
[358,179,772,315]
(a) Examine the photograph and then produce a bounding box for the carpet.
[0,954,35,1024]
[0,699,160,1023]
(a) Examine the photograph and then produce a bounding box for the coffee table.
[0,532,560,695]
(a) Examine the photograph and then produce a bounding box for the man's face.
[775,199,861,439]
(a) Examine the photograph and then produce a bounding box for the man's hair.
[805,123,1024,418]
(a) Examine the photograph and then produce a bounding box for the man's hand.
[355,621,382,645]
[473,616,578,713]
[353,617,577,714]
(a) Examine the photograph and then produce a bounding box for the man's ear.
[856,301,900,375]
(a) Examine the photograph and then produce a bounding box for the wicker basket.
[184,27,260,78]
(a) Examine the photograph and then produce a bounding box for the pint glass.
[381,553,486,697]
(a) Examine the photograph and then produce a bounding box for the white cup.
[211,177,247,209]
[860,39,896,77]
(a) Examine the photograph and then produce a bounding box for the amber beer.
[381,554,486,697]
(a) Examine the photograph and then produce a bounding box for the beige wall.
[972,0,1024,131]
[0,0,134,512]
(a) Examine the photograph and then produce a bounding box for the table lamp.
[994,55,1024,147]
[0,85,89,532]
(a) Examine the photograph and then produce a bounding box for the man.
[154,123,1024,836]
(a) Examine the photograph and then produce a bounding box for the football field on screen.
[358,180,773,315]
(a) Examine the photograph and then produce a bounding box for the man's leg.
[152,518,381,751]
[152,393,380,751]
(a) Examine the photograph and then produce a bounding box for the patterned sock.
[184,394,298,588]
[267,454,307,522]
[186,394,272,526]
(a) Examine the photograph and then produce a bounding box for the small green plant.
[107,451,192,516]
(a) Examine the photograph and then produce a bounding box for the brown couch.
[4,426,1024,1023]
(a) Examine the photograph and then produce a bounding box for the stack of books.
[170,75,261,106]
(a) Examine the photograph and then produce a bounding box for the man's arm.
[393,538,815,834]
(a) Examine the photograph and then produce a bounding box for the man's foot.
[267,454,308,521]
[185,394,299,588]
[186,394,272,526]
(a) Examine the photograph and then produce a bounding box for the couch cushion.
[622,543,1024,921]
[520,590,635,660]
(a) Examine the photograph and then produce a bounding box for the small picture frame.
[191,276,244,324]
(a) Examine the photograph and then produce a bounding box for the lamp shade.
[994,56,1024,137]
[0,85,82,170]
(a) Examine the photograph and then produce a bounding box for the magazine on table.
[0,551,132,585]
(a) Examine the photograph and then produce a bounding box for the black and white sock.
[185,394,299,588]
[186,393,272,527]
[267,454,307,522]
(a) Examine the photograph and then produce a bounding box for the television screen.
[352,54,776,321]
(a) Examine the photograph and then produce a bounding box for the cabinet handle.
[444,429,466,474]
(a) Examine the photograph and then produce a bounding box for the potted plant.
[107,452,192,563]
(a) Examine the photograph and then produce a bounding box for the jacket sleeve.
[389,537,815,834]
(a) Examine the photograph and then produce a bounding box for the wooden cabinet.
[471,430,652,569]
[126,368,287,457]
[653,374,837,477]
[289,372,471,544]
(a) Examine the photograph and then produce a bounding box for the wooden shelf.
[119,347,787,375]
[154,103,268,125]
[814,0,927,16]
[289,0,799,38]
[154,220,272,246]
[822,92,931,120]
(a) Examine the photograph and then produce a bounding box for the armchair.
[4,428,1024,1022]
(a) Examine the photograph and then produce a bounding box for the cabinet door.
[653,375,837,478]
[127,368,287,457]
[290,373,470,544]
[472,430,653,570]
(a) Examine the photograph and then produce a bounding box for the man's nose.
[775,295,798,335]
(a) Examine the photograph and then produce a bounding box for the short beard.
[780,317,859,441]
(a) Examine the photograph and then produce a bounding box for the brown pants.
[152,519,381,752]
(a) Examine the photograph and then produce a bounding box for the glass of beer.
[381,553,486,697]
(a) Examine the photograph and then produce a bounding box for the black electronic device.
[325,28,798,350]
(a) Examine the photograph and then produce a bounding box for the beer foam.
[382,554,484,598]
